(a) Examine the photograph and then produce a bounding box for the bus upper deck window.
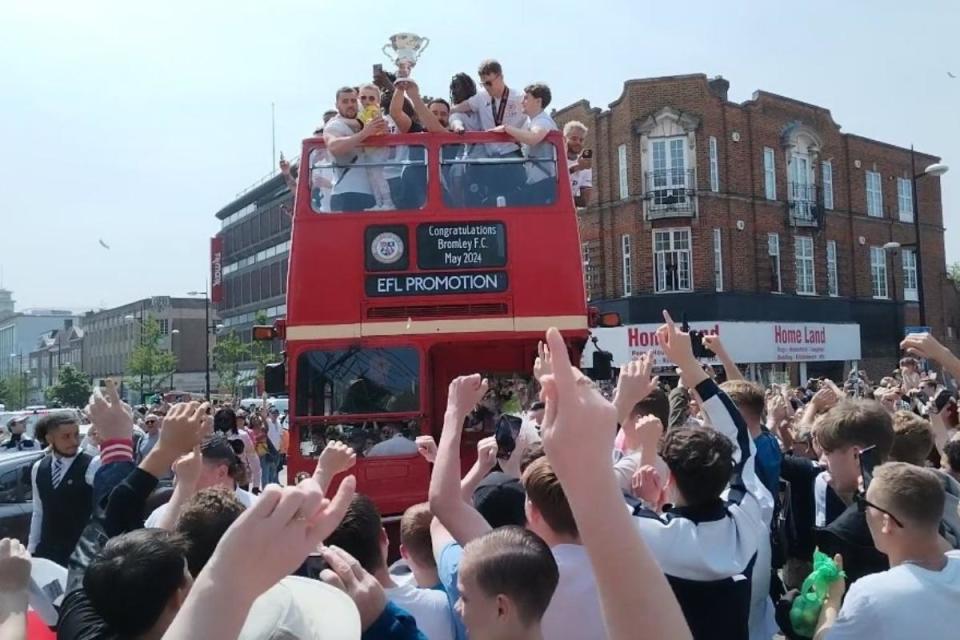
[310,144,427,213]
[440,143,558,208]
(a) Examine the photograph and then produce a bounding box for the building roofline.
[843,133,940,162]
[607,74,710,108]
[215,174,289,220]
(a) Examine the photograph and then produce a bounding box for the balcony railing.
[644,168,697,218]
[788,181,820,227]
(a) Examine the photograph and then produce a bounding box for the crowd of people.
[279,58,594,213]
[2,315,960,639]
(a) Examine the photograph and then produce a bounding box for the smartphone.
[494,414,523,460]
[858,444,880,490]
[934,388,953,413]
[373,63,383,76]
[581,149,593,159]
[303,553,329,580]
[681,313,715,359]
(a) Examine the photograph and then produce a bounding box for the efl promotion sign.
[585,321,862,367]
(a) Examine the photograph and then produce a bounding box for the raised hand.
[447,374,489,417]
[900,333,951,364]
[159,401,208,457]
[655,311,697,370]
[623,415,663,463]
[313,441,357,494]
[172,445,203,490]
[631,465,666,511]
[614,352,659,421]
[810,386,840,413]
[533,340,553,380]
[320,545,387,632]
[0,538,31,594]
[86,378,134,442]
[476,436,499,471]
[415,435,438,463]
[538,327,618,474]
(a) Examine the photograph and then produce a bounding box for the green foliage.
[213,331,247,399]
[0,374,28,410]
[949,262,960,288]
[45,365,92,408]
[127,317,177,401]
[249,311,276,387]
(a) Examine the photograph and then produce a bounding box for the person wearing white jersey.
[323,86,387,212]
[563,120,593,206]
[497,83,559,206]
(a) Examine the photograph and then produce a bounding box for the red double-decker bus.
[260,130,589,516]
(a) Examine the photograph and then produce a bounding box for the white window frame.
[621,234,632,297]
[713,228,723,291]
[618,144,628,200]
[708,136,719,192]
[866,171,883,217]
[822,161,834,211]
[158,319,170,336]
[763,147,776,200]
[897,177,913,222]
[653,228,693,293]
[870,246,888,299]
[902,249,918,301]
[794,236,815,295]
[768,233,782,293]
[826,240,839,297]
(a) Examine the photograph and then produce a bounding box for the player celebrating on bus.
[494,83,559,206]
[323,86,387,212]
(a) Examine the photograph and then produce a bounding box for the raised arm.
[612,352,659,428]
[460,436,498,502]
[427,375,493,546]
[902,332,960,381]
[324,118,385,157]
[402,81,447,133]
[389,85,414,133]
[702,334,744,381]
[537,328,691,640]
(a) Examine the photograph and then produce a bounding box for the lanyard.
[491,87,509,126]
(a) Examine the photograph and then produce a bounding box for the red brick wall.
[552,74,955,348]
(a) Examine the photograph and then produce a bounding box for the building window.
[582,242,599,301]
[794,236,815,295]
[708,136,719,192]
[713,228,723,292]
[618,144,628,200]
[653,228,692,293]
[897,177,913,222]
[768,233,782,293]
[647,137,692,211]
[902,249,918,301]
[822,161,834,210]
[870,246,888,298]
[763,147,776,200]
[866,171,883,217]
[826,240,839,297]
[789,152,815,221]
[157,319,169,336]
[621,234,633,296]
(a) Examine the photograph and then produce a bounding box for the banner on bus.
[416,221,507,270]
[210,235,223,303]
[583,321,861,368]
[366,271,508,296]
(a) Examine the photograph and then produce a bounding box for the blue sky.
[2,0,957,310]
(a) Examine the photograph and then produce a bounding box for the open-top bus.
[258,130,591,516]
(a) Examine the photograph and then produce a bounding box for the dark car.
[0,449,44,543]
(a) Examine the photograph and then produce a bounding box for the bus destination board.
[366,271,508,297]
[416,222,506,270]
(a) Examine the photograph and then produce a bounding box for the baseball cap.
[238,576,360,640]
[201,434,240,465]
[472,471,526,528]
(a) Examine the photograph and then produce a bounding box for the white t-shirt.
[542,544,606,640]
[323,116,373,197]
[366,434,419,458]
[384,581,456,640]
[523,111,559,184]
[466,89,525,156]
[144,486,255,528]
[567,156,593,198]
[824,553,960,639]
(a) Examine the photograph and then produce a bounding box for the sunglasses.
[359,96,378,102]
[854,493,904,528]
[145,420,158,425]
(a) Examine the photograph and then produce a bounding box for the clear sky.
[2,0,957,311]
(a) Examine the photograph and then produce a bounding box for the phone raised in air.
[858,444,880,490]
[581,149,593,159]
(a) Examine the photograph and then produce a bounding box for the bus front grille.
[366,303,509,320]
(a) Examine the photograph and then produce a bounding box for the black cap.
[529,401,545,412]
[472,471,526,528]
[200,434,240,466]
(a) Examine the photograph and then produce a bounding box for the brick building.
[554,74,958,383]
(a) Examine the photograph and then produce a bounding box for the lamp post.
[9,351,24,408]
[187,290,214,400]
[124,301,147,405]
[907,147,949,328]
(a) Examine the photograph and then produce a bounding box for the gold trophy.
[381,32,430,81]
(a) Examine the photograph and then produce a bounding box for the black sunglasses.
[854,493,904,528]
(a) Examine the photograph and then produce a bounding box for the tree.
[949,262,960,288]
[45,365,92,408]
[213,331,248,399]
[127,318,177,403]
[0,374,28,410]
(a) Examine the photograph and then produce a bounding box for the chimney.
[708,76,730,102]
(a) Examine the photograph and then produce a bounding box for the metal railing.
[644,168,697,217]
[788,182,820,226]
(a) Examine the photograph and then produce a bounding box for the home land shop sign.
[587,322,862,367]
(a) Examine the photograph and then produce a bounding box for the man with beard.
[323,86,388,211]
[28,412,95,566]
[563,121,592,206]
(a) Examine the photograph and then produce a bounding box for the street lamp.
[8,352,24,408]
[908,146,950,328]
[187,290,213,400]
[124,305,147,404]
